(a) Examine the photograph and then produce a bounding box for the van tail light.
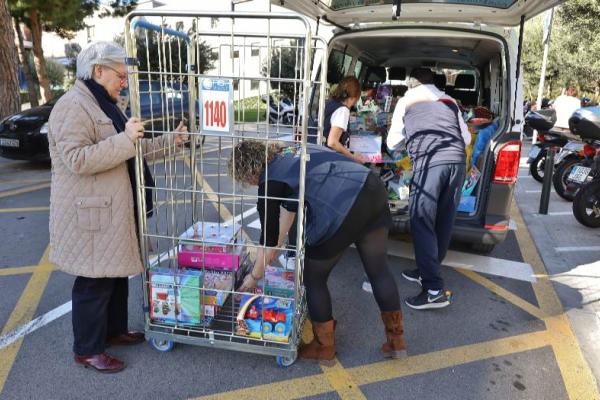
[583,143,596,157]
[493,140,522,184]
[538,134,545,142]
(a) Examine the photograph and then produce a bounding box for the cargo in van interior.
[317,30,507,219]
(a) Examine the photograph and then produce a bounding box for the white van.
[273,0,564,253]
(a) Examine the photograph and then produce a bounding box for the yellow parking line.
[0,246,54,394]
[191,374,333,400]
[349,330,552,386]
[303,320,367,399]
[457,269,546,320]
[512,202,600,399]
[0,207,49,213]
[0,265,52,277]
[0,183,50,199]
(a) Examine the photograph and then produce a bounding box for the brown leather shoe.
[107,331,145,346]
[74,353,125,373]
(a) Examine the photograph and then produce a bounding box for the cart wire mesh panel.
[124,10,326,365]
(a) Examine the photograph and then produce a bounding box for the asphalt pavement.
[0,138,599,400]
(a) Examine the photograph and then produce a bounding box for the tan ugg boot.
[381,311,407,359]
[298,320,336,361]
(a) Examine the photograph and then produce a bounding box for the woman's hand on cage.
[174,121,189,145]
[238,273,259,293]
[125,117,145,142]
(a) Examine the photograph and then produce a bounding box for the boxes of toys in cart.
[178,221,245,271]
[264,265,295,298]
[236,294,294,343]
[149,269,178,324]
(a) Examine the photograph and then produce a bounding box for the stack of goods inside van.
[346,71,498,215]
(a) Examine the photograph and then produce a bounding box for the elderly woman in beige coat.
[48,41,188,373]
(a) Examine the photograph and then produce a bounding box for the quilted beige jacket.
[48,80,171,278]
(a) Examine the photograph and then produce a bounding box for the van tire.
[529,149,547,183]
[552,157,580,201]
[470,242,495,254]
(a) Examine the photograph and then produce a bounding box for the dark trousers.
[72,276,129,356]
[409,163,466,291]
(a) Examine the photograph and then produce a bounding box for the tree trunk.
[13,18,38,107]
[0,0,20,118]
[29,9,52,103]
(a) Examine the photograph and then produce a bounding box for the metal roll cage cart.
[124,10,327,367]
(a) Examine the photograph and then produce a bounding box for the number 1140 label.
[200,78,233,134]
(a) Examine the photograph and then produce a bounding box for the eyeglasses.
[102,65,128,84]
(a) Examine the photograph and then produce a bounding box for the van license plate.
[568,166,592,183]
[0,138,19,148]
[527,146,541,162]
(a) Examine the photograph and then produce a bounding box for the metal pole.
[533,7,554,145]
[539,146,556,215]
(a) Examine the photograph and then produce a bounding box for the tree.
[9,0,138,104]
[115,30,217,79]
[261,41,304,100]
[0,0,20,118]
[13,18,38,106]
[522,1,600,101]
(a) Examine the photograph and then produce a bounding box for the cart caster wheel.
[276,354,297,368]
[150,338,174,352]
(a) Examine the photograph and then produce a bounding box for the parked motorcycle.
[568,107,600,227]
[525,109,569,182]
[261,94,295,125]
[552,140,586,201]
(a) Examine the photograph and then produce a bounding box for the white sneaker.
[362,281,373,293]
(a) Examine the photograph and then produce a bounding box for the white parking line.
[0,302,72,350]
[555,246,600,253]
[534,211,573,216]
[386,241,536,282]
[0,207,259,348]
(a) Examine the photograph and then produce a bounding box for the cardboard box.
[264,266,295,298]
[175,269,203,326]
[350,134,382,163]
[149,269,177,324]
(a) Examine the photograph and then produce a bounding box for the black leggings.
[303,173,401,322]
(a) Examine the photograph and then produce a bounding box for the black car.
[0,80,197,162]
[0,98,57,162]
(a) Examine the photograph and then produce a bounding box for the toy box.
[349,134,382,163]
[149,269,177,324]
[202,270,234,307]
[175,269,203,326]
[236,294,294,343]
[179,221,241,249]
[264,266,295,298]
[178,242,245,271]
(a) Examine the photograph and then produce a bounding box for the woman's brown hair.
[228,140,283,185]
[330,76,361,101]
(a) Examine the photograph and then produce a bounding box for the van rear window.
[323,0,517,11]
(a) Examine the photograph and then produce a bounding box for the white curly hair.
[76,41,127,80]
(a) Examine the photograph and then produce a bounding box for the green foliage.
[44,58,65,88]
[522,0,600,100]
[115,30,217,79]
[9,0,138,39]
[261,41,304,100]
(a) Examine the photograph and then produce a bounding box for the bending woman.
[230,140,406,361]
